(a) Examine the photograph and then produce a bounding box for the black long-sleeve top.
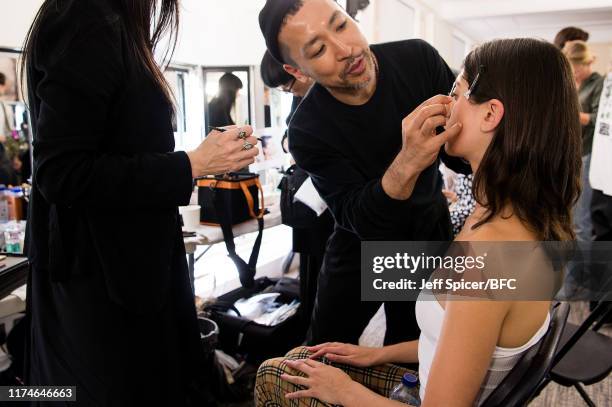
[24,0,210,404]
[289,40,469,275]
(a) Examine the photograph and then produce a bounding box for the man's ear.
[481,99,504,133]
[284,64,311,83]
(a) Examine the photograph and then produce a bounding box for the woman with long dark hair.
[255,38,581,407]
[22,0,258,405]
[208,72,244,127]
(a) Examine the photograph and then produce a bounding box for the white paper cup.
[179,205,201,231]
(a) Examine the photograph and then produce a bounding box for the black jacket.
[289,40,469,276]
[25,0,208,405]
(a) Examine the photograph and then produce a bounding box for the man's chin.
[343,72,374,90]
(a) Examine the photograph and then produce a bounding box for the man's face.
[279,0,375,91]
[0,84,6,96]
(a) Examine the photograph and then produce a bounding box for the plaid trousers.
[255,346,416,407]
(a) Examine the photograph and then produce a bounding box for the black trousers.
[306,262,419,347]
[592,189,612,241]
[299,253,325,328]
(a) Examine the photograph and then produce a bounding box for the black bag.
[203,277,306,365]
[278,165,319,228]
[197,173,265,288]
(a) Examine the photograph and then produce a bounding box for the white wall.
[590,42,612,75]
[364,0,475,70]
[172,0,267,66]
[0,0,43,49]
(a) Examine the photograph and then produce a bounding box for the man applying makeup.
[259,0,469,347]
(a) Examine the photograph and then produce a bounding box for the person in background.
[260,51,332,329]
[208,72,244,127]
[440,164,475,237]
[261,51,313,151]
[554,26,589,49]
[22,0,259,405]
[0,72,12,143]
[563,40,604,242]
[0,144,18,186]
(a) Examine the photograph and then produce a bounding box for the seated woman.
[255,38,581,407]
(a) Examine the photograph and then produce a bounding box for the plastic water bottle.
[390,373,421,406]
[4,221,22,253]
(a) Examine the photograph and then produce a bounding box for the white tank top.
[415,291,550,405]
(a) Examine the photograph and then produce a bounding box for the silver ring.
[237,131,247,140]
[242,141,254,150]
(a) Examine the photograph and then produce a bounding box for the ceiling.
[435,0,612,43]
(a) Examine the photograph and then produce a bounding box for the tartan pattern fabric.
[255,346,416,406]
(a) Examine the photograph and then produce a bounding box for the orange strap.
[197,178,258,189]
[240,178,265,219]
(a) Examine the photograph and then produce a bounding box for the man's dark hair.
[278,0,304,65]
[463,38,581,241]
[261,51,293,88]
[259,0,304,65]
[0,72,6,86]
[554,27,589,49]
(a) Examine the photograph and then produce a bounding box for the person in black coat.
[22,1,259,405]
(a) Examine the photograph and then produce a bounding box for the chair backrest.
[553,292,612,366]
[481,302,570,407]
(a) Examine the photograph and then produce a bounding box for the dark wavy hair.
[463,38,582,241]
[21,0,179,110]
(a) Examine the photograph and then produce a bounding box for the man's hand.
[383,95,462,200]
[579,112,590,126]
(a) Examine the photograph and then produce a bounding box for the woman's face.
[445,72,504,168]
[445,75,486,161]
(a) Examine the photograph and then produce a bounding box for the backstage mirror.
[203,66,252,131]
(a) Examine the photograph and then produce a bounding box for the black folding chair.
[539,295,612,407]
[481,302,570,407]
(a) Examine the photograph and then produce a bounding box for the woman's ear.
[284,64,311,84]
[481,99,504,133]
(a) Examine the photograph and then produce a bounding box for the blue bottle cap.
[401,373,419,388]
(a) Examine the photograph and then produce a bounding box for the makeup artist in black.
[259,0,469,346]
[22,0,258,405]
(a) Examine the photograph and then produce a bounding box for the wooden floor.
[359,301,611,406]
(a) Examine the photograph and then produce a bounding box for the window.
[164,66,188,145]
